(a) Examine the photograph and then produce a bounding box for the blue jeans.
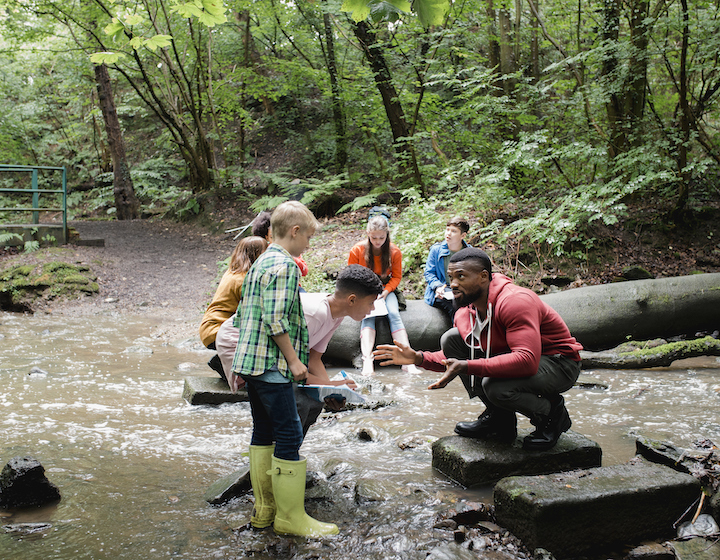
[360,291,405,333]
[244,377,304,460]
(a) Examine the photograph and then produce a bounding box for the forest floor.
[1,202,719,345]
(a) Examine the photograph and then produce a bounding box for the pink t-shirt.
[300,292,343,353]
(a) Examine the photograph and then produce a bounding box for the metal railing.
[0,164,67,241]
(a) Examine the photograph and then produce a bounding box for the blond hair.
[270,201,318,239]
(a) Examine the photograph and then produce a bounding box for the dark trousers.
[440,328,581,423]
[294,386,324,437]
[432,298,456,319]
[244,378,304,460]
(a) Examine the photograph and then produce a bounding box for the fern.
[0,231,23,245]
[23,240,40,253]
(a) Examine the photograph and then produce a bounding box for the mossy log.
[580,336,720,369]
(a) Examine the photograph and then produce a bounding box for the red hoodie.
[421,274,582,378]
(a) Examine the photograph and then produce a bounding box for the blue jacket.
[423,239,471,306]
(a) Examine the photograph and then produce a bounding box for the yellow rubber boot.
[269,456,339,537]
[249,444,275,528]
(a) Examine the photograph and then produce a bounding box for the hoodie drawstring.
[469,303,492,392]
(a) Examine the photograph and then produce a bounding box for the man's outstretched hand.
[427,358,468,390]
[373,339,417,366]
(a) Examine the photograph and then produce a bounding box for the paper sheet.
[299,384,366,404]
[365,297,388,317]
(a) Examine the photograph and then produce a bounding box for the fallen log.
[324,273,720,364]
[541,272,720,351]
[580,336,720,369]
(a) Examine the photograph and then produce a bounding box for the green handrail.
[0,164,67,241]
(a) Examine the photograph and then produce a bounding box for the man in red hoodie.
[374,247,583,451]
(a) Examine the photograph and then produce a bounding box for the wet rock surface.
[182,376,249,405]
[432,431,602,487]
[493,457,701,558]
[0,457,61,509]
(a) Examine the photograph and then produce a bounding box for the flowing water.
[1,311,719,559]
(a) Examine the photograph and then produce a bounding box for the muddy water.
[1,311,719,559]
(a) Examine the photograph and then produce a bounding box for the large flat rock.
[182,376,248,405]
[432,431,601,487]
[204,467,250,505]
[494,458,701,558]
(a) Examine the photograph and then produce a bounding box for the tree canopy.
[0,0,718,259]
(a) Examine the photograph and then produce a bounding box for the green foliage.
[0,0,718,247]
[341,0,449,26]
[248,171,350,214]
[178,198,201,219]
[0,231,23,246]
[393,190,447,270]
[23,240,40,253]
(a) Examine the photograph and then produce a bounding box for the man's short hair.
[447,216,469,234]
[336,264,384,298]
[449,247,492,275]
[251,211,272,238]
[271,201,319,239]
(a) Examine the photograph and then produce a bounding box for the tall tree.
[94,63,140,219]
[352,20,424,191]
[322,9,348,171]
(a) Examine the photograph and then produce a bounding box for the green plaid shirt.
[231,244,308,380]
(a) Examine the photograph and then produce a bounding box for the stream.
[1,310,719,559]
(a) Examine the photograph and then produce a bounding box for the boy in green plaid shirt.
[232,201,338,537]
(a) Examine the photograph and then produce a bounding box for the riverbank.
[1,210,719,341]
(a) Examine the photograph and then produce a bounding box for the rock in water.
[0,457,61,508]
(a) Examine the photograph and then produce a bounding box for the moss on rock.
[0,261,99,312]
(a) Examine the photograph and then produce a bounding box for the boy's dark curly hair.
[336,264,384,298]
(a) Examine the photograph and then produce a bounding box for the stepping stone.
[493,458,701,558]
[432,431,602,487]
[0,457,61,508]
[182,376,248,405]
[204,467,250,505]
[670,538,720,560]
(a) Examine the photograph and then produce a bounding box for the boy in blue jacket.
[423,216,470,318]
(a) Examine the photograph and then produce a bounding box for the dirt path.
[29,220,240,339]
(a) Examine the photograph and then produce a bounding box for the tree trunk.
[352,21,424,191]
[624,0,650,145]
[600,0,624,158]
[670,0,691,222]
[93,63,139,220]
[541,272,720,351]
[499,8,516,94]
[325,273,720,363]
[323,11,348,171]
[486,0,501,90]
[530,0,540,82]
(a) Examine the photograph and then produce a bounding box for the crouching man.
[374,248,583,451]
